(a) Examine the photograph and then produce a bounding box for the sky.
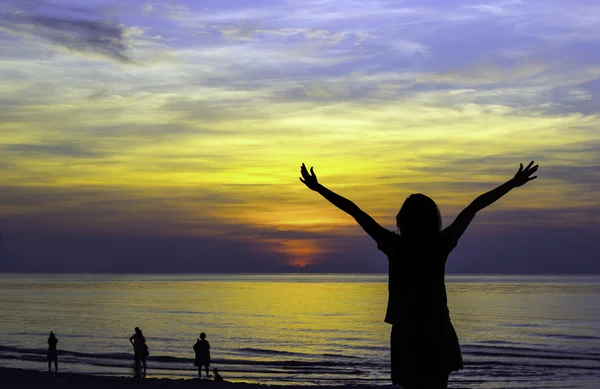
[0,0,599,273]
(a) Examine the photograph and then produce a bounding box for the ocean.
[0,274,599,388]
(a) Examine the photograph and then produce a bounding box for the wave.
[465,350,600,363]
[465,360,600,371]
[530,333,600,341]
[0,345,135,361]
[237,348,307,357]
[0,344,372,369]
[3,341,598,383]
[3,342,598,365]
[463,344,600,360]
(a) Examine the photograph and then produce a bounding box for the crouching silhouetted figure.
[213,368,223,382]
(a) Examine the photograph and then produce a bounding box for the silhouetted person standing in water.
[129,327,148,373]
[299,161,539,388]
[47,331,58,372]
[193,332,211,378]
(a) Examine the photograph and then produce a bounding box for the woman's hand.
[299,163,319,190]
[511,161,539,187]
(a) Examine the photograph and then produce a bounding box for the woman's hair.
[200,332,206,339]
[396,193,441,236]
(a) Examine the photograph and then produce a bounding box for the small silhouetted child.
[213,368,223,382]
[47,331,58,372]
[193,332,211,378]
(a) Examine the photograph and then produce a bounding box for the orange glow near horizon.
[258,238,331,268]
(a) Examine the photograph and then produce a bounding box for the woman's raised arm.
[299,163,390,243]
[444,161,539,243]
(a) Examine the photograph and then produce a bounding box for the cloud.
[0,2,134,63]
[1,142,106,158]
[0,230,292,273]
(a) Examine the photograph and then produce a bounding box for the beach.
[0,367,390,389]
[0,366,265,389]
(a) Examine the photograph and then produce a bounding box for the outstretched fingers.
[523,162,539,179]
[517,161,539,176]
[298,162,307,185]
[300,164,316,177]
[513,160,540,186]
[527,164,539,181]
[300,163,309,178]
[299,163,318,189]
[528,164,539,175]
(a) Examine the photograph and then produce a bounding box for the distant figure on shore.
[129,327,148,372]
[299,161,539,389]
[47,331,58,372]
[193,332,211,378]
[213,368,223,382]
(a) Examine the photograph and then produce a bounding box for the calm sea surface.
[0,274,599,388]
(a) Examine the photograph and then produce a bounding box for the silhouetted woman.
[129,327,148,372]
[193,332,211,378]
[299,161,539,388]
[47,331,58,372]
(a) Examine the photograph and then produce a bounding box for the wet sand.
[0,367,389,389]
